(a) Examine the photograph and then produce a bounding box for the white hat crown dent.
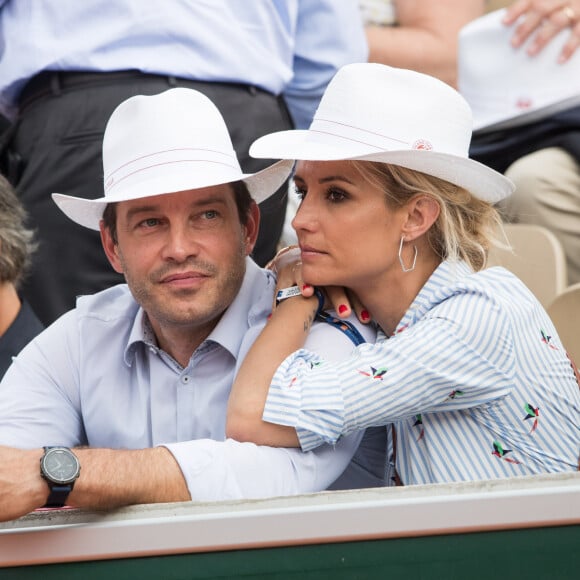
[309,64,473,158]
[51,87,294,230]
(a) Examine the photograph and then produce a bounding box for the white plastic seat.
[488,224,568,308]
[547,282,580,365]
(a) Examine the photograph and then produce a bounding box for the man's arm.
[283,0,368,129]
[0,446,189,522]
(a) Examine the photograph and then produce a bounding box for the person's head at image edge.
[250,63,514,326]
[52,88,293,359]
[0,173,37,294]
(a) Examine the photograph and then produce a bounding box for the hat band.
[104,147,241,194]
[310,118,411,152]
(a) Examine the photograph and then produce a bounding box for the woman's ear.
[401,195,440,241]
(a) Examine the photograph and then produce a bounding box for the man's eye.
[204,210,218,219]
[140,218,159,228]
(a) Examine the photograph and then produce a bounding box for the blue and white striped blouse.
[263,261,580,484]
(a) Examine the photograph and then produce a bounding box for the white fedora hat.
[459,9,580,133]
[250,63,513,203]
[52,88,293,231]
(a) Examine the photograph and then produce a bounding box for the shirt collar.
[123,257,273,365]
[395,260,473,335]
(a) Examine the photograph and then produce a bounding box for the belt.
[18,70,268,112]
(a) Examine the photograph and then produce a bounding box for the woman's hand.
[323,286,371,324]
[268,246,372,323]
[504,0,580,62]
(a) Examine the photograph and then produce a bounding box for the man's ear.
[244,201,261,256]
[100,221,124,274]
[401,194,440,241]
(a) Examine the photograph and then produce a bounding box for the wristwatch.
[40,446,81,508]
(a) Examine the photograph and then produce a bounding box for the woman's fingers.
[324,286,352,318]
[348,291,371,324]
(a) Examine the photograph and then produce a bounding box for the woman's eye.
[293,185,306,201]
[327,187,348,202]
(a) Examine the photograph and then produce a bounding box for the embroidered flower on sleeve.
[446,389,465,401]
[491,440,521,464]
[286,361,321,389]
[413,414,424,441]
[540,329,558,350]
[523,403,539,433]
[357,366,388,380]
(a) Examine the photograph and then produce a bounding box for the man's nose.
[162,224,199,261]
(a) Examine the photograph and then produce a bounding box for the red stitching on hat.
[105,159,240,192]
[310,129,409,151]
[105,147,234,181]
[315,117,410,146]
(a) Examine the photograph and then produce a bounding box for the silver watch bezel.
[40,446,81,485]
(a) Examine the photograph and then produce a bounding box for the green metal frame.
[1,525,578,580]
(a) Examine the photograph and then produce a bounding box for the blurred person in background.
[0,0,367,325]
[0,173,43,379]
[462,2,580,284]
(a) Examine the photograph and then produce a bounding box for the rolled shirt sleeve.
[264,303,516,451]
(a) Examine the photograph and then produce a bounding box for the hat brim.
[52,159,294,231]
[250,131,514,204]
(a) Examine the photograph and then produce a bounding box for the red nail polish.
[338,304,348,314]
[361,310,370,321]
[302,284,311,291]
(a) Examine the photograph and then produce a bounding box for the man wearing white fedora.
[0,88,380,522]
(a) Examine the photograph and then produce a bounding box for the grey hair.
[0,174,37,287]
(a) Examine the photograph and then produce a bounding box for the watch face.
[42,448,80,484]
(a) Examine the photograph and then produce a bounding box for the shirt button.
[181,376,190,384]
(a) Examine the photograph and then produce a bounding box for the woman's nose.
[292,197,317,232]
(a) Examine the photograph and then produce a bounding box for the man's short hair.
[102,181,253,244]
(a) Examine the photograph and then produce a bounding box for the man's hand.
[0,446,47,522]
[504,0,580,62]
[0,445,191,522]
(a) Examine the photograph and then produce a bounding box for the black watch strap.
[44,484,74,508]
[40,446,80,508]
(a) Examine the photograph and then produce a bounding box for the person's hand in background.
[504,0,580,62]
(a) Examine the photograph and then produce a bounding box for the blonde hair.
[350,160,504,272]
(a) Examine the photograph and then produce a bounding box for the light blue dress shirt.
[0,0,368,127]
[263,261,580,484]
[0,259,381,501]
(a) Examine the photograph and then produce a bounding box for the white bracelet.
[275,286,302,304]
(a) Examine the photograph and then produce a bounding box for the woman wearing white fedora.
[227,63,580,484]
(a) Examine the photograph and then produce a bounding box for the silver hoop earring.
[398,236,417,273]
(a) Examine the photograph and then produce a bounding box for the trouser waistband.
[18,70,272,112]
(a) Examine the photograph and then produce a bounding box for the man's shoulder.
[75,283,139,321]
